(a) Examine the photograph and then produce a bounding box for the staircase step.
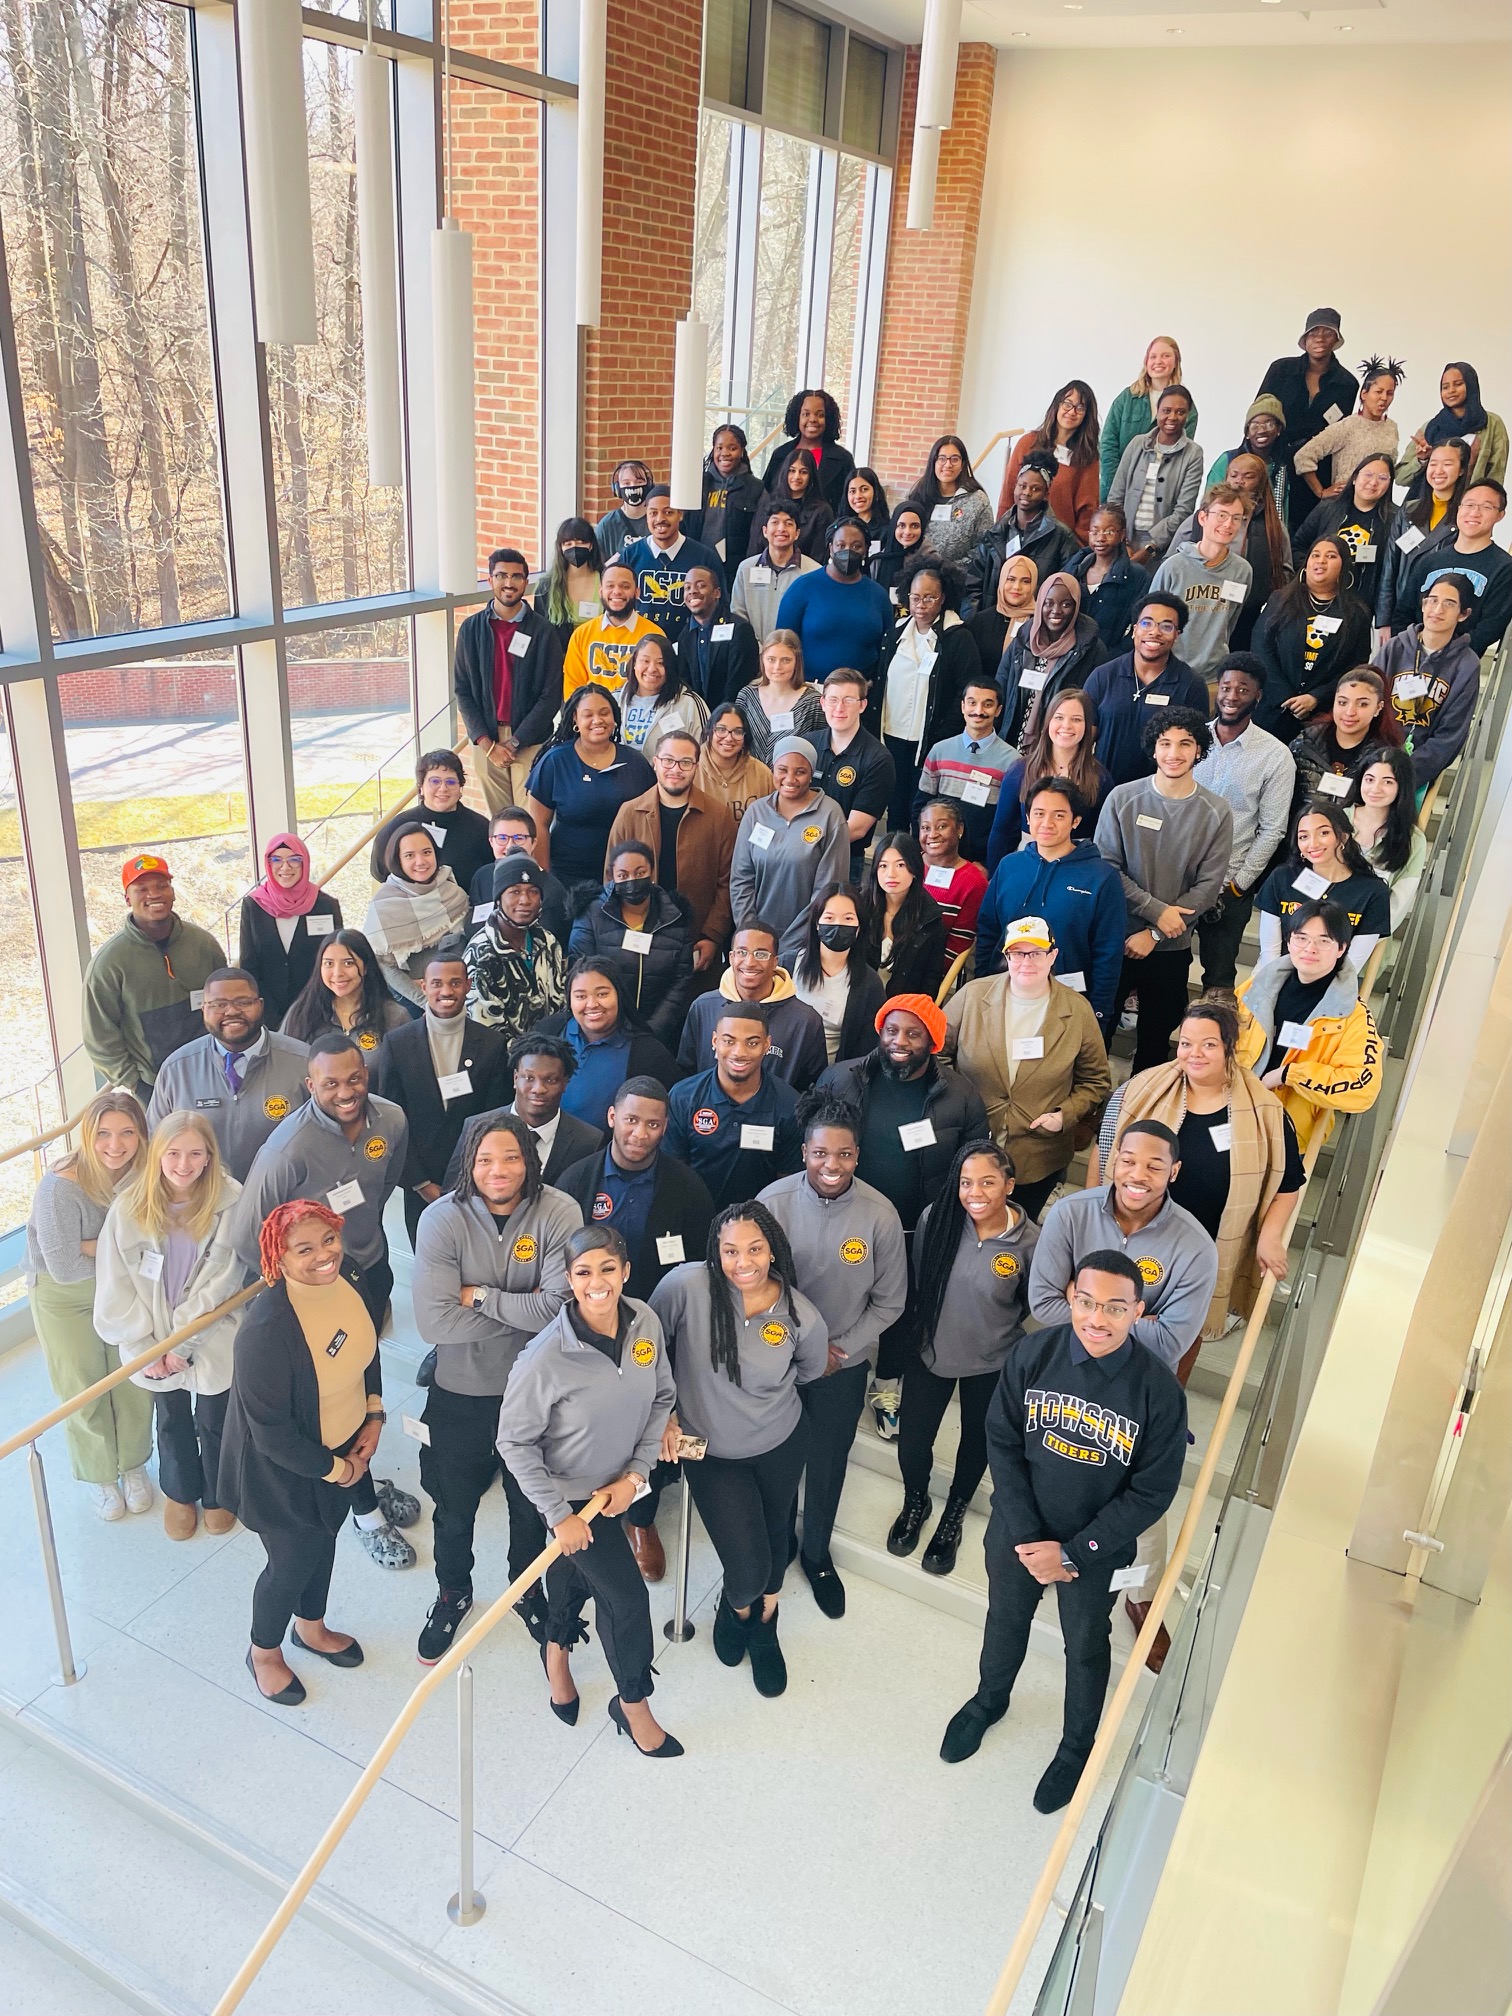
[0,1872,187,2016]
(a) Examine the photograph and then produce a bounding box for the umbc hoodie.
[974,838,1127,1033]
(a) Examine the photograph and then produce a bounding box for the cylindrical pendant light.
[432,220,478,593]
[355,50,403,486]
[906,125,941,232]
[238,0,317,343]
[576,0,606,326]
[670,319,709,511]
[915,0,963,131]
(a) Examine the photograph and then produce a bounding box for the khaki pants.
[30,1273,154,1484]
[471,738,543,815]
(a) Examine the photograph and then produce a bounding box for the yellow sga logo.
[840,1238,868,1265]
[357,1030,378,1051]
[263,1095,290,1120]
[992,1252,1018,1278]
[801,826,822,844]
[836,765,857,787]
[1135,1255,1164,1286]
[363,1137,387,1160]
[760,1320,787,1346]
[631,1337,656,1366]
[513,1235,538,1263]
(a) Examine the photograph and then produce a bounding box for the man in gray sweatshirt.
[1149,484,1253,678]
[760,1090,908,1617]
[1094,708,1232,1074]
[411,1112,583,1662]
[149,968,310,1180]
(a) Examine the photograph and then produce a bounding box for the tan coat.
[944,975,1111,1184]
[604,783,737,954]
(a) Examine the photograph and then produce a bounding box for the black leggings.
[686,1417,810,1612]
[251,1525,341,1649]
[898,1357,999,1504]
[543,1499,656,1702]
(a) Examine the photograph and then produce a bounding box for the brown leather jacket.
[604,783,736,953]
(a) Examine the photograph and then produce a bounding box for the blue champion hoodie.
[974,838,1127,1033]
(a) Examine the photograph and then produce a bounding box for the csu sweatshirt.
[985,1322,1187,1571]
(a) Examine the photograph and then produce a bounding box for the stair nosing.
[0,1866,199,2016]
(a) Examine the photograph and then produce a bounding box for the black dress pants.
[978,1515,1118,1761]
[543,1498,656,1702]
[251,1524,342,1648]
[796,1360,868,1568]
[687,1418,810,1611]
[882,734,922,838]
[154,1387,229,1508]
[897,1358,998,1503]
[1112,947,1194,1076]
[1012,1170,1063,1223]
[420,1384,547,1593]
[1196,886,1255,994]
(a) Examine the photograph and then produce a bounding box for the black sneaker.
[800,1554,846,1619]
[417,1588,473,1665]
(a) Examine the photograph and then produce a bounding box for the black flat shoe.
[940,1694,1006,1764]
[289,1627,364,1668]
[540,1638,579,1725]
[800,1554,846,1619]
[247,1647,306,1706]
[608,1695,682,1757]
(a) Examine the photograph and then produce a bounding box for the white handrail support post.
[29,1440,83,1685]
[446,1660,485,1927]
[664,1472,696,1643]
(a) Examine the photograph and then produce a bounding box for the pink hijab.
[248,833,320,919]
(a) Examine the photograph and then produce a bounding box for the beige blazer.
[944,975,1111,1184]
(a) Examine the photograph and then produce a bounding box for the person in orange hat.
[82,856,226,1102]
[817,991,989,1438]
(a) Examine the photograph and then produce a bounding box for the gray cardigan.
[412,1187,583,1396]
[1107,431,1206,561]
[27,1170,108,1287]
[649,1262,829,1458]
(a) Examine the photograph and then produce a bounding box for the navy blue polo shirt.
[1080,651,1209,786]
[591,1152,658,1261]
[666,1065,802,1209]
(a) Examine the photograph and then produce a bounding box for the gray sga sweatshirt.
[1094,777,1232,950]
[757,1171,908,1371]
[915,1199,1039,1379]
[729,791,851,936]
[230,1095,408,1272]
[148,1032,312,1182]
[497,1297,674,1529]
[412,1187,584,1395]
[649,1262,829,1459]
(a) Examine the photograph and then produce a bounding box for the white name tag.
[473,901,494,922]
[1143,692,1170,707]
[1054,444,1071,465]
[140,1249,164,1282]
[1011,1036,1045,1060]
[931,503,953,523]
[1110,1565,1149,1593]
[1004,535,1021,557]
[1323,403,1344,425]
[655,1234,686,1264]
[1020,668,1049,692]
[1462,431,1478,446]
[1060,970,1086,992]
[422,821,447,847]
[190,989,205,1009]
[1394,672,1430,701]
[508,630,531,657]
[1136,813,1164,830]
[622,928,654,954]
[869,539,883,556]
[740,1123,776,1151]
[962,781,992,806]
[630,1476,652,1502]
[578,599,598,617]
[715,538,727,560]
[1292,867,1330,899]
[768,711,794,733]
[1219,579,1247,605]
[1355,542,1377,562]
[898,1118,937,1151]
[750,825,774,850]
[889,587,901,605]
[402,1413,431,1446]
[712,623,735,642]
[1318,772,1349,797]
[749,565,772,585]
[437,1069,473,1101]
[1279,1019,1313,1050]
[327,1179,366,1212]
[924,864,954,889]
[1396,525,1425,554]
[1312,615,1342,635]
[1209,1122,1233,1151]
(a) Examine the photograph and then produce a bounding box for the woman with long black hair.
[533,518,603,640]
[281,928,409,1051]
[886,1139,1038,1576]
[868,555,978,827]
[906,435,995,566]
[749,447,830,562]
[860,831,946,1000]
[761,388,855,517]
[788,881,886,1065]
[1345,748,1428,932]
[1252,536,1373,736]
[845,467,891,549]
[1255,799,1391,969]
[1401,437,1470,541]
[650,1200,828,1696]
[1293,453,1409,624]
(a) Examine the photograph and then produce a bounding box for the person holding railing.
[236,834,343,1031]
[26,1090,154,1523]
[219,1201,383,1706]
[93,1112,243,1542]
[496,1224,682,1756]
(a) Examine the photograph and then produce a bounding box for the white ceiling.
[849,0,1511,50]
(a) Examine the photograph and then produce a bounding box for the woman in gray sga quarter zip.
[887,1140,1039,1578]
[650,1201,829,1697]
[496,1224,681,1757]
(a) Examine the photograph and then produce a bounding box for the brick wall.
[869,44,996,504]
[57,663,410,726]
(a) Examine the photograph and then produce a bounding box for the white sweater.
[93,1179,245,1396]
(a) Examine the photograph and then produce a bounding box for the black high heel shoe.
[540,1637,579,1725]
[608,1695,683,1758]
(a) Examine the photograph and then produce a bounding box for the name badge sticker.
[327,1179,366,1213]
[1355,542,1377,562]
[473,902,494,922]
[924,864,954,889]
[1219,579,1247,605]
[898,1118,937,1151]
[1279,1019,1314,1049]
[306,915,334,937]
[190,989,205,1009]
[508,630,531,658]
[1004,535,1021,557]
[962,781,991,806]
[1020,668,1049,692]
[1313,614,1342,635]
[622,928,654,954]
[869,539,883,556]
[1135,813,1164,830]
[768,711,794,733]
[1053,444,1071,465]
[1011,1036,1045,1060]
[437,1070,473,1101]
[578,599,599,617]
[1292,867,1330,900]
[1394,673,1429,701]
[1143,692,1170,707]
[140,1249,164,1282]
[1318,772,1350,797]
[749,565,772,585]
[751,825,774,850]
[930,502,953,522]
[1109,1565,1149,1593]
[712,623,734,642]
[402,1413,431,1447]
[1060,970,1086,991]
[1209,1123,1233,1151]
[1323,403,1344,425]
[422,821,447,847]
[655,1234,686,1264]
[740,1123,776,1151]
[1396,525,1425,554]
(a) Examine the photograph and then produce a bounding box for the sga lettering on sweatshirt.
[1023,1387,1138,1466]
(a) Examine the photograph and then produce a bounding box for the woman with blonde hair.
[94,1111,244,1539]
[733,628,825,768]
[1099,336,1198,500]
[26,1091,154,1521]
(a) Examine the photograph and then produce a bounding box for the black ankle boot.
[712,1590,753,1667]
[747,1603,787,1697]
[921,1493,970,1577]
[887,1489,932,1557]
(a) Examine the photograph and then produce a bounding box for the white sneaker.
[89,1481,126,1521]
[870,1386,901,1441]
[121,1467,154,1513]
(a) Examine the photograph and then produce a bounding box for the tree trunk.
[271,347,319,607]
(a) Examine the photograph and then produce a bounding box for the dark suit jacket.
[374,1015,512,1191]
[554,1148,716,1301]
[441,1104,604,1191]
[674,612,760,710]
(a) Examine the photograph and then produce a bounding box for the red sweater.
[998,431,1099,545]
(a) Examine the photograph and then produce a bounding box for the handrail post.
[446,1660,485,1927]
[663,1471,695,1643]
[29,1441,84,1685]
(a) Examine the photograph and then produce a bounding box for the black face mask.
[818,922,858,951]
[614,876,654,906]
[561,543,595,568]
[619,484,648,510]
[829,548,864,578]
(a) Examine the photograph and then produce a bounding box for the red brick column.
[868,43,996,502]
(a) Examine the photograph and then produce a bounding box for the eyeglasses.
[731,947,775,963]
[1136,617,1179,637]
[206,996,260,1012]
[1071,1292,1134,1319]
[656,755,698,771]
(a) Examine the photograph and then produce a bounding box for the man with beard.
[1192,655,1297,992]
[562,559,665,702]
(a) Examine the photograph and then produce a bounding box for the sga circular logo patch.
[363,1136,387,1161]
[692,1107,720,1136]
[992,1252,1019,1279]
[801,825,822,845]
[357,1030,378,1051]
[512,1234,538,1263]
[760,1320,787,1346]
[631,1337,656,1366]
[840,1238,868,1265]
[592,1193,614,1220]
[1135,1255,1164,1287]
[836,765,857,787]
[263,1095,290,1120]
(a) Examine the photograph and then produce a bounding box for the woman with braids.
[496,1224,681,1756]
[219,1202,383,1704]
[649,1201,829,1696]
[410,1115,583,1666]
[885,1140,1038,1578]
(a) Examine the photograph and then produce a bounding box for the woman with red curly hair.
[218,1202,382,1703]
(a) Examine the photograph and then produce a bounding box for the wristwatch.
[469,1287,488,1312]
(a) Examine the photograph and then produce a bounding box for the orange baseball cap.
[121,854,171,893]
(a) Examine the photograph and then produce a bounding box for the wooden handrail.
[971,426,1027,471]
[213,1487,612,2016]
[1415,775,1441,834]
[936,943,973,1006]
[0,1281,265,1465]
[980,1135,1324,2016]
[0,1097,98,1171]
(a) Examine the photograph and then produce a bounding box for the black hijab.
[1423,362,1488,445]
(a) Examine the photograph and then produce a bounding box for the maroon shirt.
[490,612,520,731]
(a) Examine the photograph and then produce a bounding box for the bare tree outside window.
[748,131,813,449]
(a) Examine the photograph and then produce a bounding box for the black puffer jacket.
[961,511,1083,619]
[567,886,696,1047]
[817,1048,990,1201]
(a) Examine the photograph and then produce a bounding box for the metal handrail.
[980,1136,1324,2016]
[212,1487,613,2016]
